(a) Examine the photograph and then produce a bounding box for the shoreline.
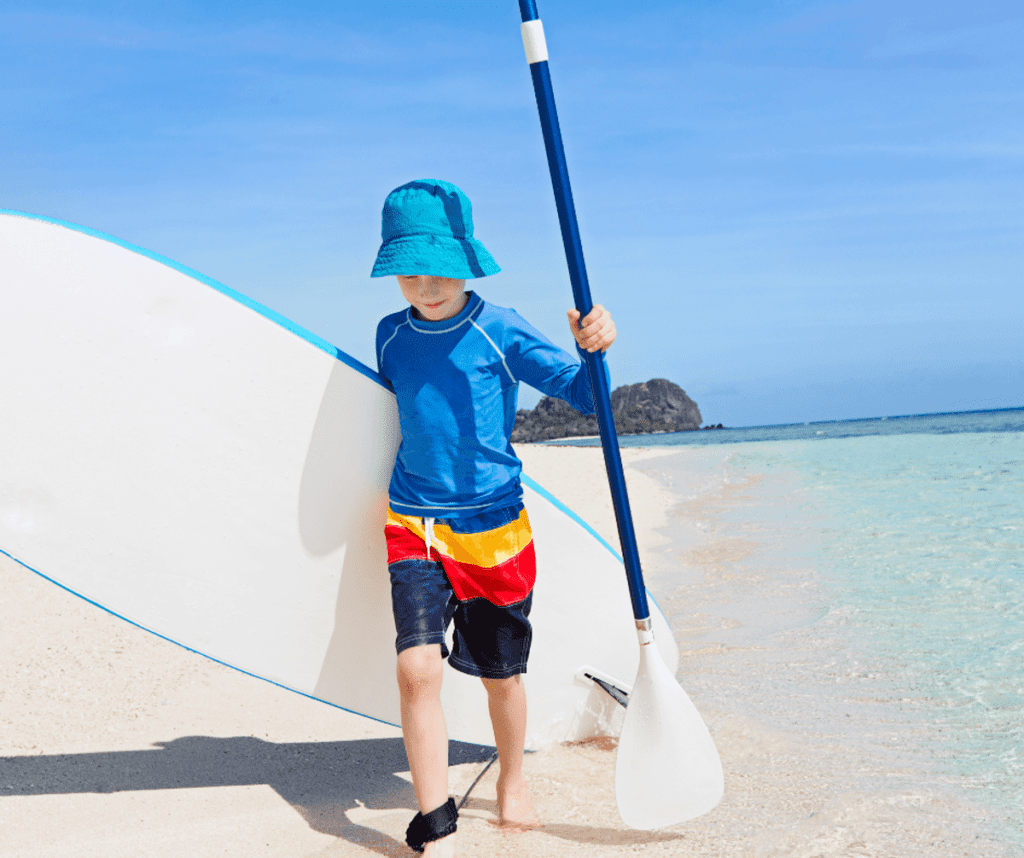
[1,444,1010,856]
[520,443,1009,856]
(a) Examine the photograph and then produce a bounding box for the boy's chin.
[414,307,446,321]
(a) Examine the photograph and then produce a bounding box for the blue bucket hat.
[371,179,500,279]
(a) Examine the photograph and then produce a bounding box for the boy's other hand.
[568,305,616,353]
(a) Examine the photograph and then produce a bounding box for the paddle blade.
[615,633,724,829]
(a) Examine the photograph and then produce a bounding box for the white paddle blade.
[615,631,724,829]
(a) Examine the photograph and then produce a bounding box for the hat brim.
[371,235,500,279]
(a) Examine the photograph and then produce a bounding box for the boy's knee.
[396,644,444,700]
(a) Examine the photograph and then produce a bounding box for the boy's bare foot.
[495,772,542,829]
[421,830,457,857]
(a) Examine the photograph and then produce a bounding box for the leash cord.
[457,750,500,810]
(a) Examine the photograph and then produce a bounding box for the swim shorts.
[385,503,536,679]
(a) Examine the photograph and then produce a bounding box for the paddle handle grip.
[518,2,650,622]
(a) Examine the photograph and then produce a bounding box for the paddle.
[516,1,724,829]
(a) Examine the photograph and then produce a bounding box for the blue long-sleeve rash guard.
[377,291,600,518]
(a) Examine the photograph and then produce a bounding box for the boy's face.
[397,275,468,322]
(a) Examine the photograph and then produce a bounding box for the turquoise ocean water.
[555,408,1023,851]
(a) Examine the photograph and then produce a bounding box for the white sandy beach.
[0,445,1008,857]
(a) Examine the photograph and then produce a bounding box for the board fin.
[583,671,630,708]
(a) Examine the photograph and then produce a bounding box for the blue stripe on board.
[0,545,403,732]
[522,473,623,562]
[521,475,675,620]
[0,209,388,389]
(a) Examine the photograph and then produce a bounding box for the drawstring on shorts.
[424,517,436,561]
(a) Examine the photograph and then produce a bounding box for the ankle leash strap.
[405,797,458,853]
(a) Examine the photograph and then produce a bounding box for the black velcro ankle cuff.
[405,797,458,853]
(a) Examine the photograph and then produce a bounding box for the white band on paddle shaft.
[521,19,548,65]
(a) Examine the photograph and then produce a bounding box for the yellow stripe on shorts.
[385,508,533,569]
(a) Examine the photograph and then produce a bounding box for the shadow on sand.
[1,735,490,856]
[2,735,688,854]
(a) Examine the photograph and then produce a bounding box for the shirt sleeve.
[375,318,394,389]
[503,311,605,416]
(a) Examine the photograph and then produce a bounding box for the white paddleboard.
[0,211,678,748]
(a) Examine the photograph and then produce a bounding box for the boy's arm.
[375,318,395,390]
[505,311,611,416]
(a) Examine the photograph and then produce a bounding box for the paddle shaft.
[518,0,649,623]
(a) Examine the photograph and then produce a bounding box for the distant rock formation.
[512,378,702,443]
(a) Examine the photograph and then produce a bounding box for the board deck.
[0,211,678,748]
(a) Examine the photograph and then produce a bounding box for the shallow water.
[554,406,1024,449]
[621,413,1023,853]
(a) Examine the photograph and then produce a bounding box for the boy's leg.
[397,644,451,815]
[397,644,458,856]
[386,513,461,853]
[481,675,540,827]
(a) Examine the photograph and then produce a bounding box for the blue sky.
[3,0,1021,427]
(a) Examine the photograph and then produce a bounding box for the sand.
[0,445,1010,857]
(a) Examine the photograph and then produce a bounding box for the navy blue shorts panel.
[388,557,533,679]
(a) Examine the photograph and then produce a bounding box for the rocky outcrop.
[611,378,703,434]
[512,378,702,443]
[512,397,599,443]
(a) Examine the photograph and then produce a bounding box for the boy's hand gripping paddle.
[516,1,724,829]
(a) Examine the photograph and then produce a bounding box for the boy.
[372,180,615,856]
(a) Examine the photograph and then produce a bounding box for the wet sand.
[0,445,1009,857]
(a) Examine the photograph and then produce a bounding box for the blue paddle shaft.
[518,1,650,622]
